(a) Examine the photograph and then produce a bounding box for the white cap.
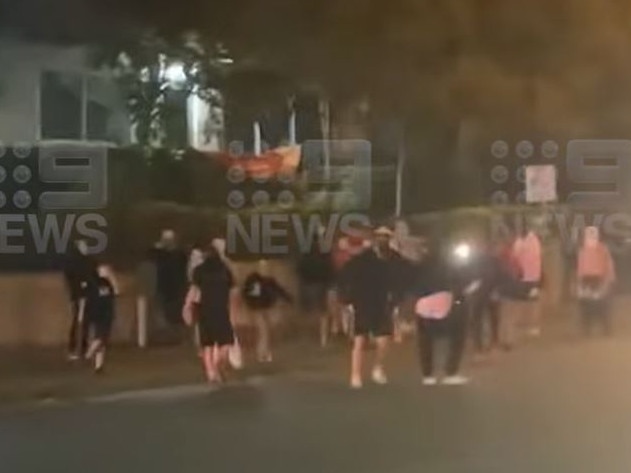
[374,226,394,237]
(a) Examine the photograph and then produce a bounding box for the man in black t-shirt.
[341,226,400,389]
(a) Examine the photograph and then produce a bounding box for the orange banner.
[209,145,301,180]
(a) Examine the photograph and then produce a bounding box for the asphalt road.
[2,332,631,473]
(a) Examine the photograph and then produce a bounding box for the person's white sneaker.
[350,376,363,389]
[371,367,388,385]
[441,375,470,386]
[422,377,438,386]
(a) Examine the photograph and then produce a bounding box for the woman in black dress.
[183,244,235,384]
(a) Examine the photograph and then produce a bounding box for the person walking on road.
[80,264,119,373]
[63,239,97,361]
[411,242,479,386]
[183,244,235,385]
[576,226,616,336]
[242,260,293,363]
[297,236,335,347]
[470,240,504,359]
[341,226,399,389]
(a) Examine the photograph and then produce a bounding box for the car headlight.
[453,243,472,262]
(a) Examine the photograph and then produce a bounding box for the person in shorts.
[183,244,235,385]
[81,264,118,373]
[340,226,400,389]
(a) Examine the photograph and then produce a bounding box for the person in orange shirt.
[575,226,616,336]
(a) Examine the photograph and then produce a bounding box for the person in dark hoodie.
[297,235,335,347]
[411,239,480,386]
[242,260,293,363]
[152,229,188,332]
[63,239,97,360]
[469,239,505,359]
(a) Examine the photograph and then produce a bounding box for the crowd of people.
[61,221,617,388]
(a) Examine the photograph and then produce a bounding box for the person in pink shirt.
[575,226,615,335]
[511,227,544,337]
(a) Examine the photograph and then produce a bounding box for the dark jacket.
[63,248,97,302]
[242,272,293,311]
[152,247,188,299]
[297,248,334,287]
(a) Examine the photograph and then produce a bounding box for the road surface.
[2,333,631,473]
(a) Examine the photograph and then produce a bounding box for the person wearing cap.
[340,225,401,389]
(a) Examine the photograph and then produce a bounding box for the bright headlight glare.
[453,243,472,261]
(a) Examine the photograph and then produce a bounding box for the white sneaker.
[422,377,438,386]
[350,376,363,389]
[441,375,470,386]
[371,367,388,385]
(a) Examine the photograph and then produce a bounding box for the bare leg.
[94,347,106,373]
[215,345,231,380]
[372,336,390,384]
[202,346,218,382]
[320,313,330,348]
[374,336,389,372]
[256,311,272,362]
[350,335,367,388]
[500,300,517,350]
[393,307,403,344]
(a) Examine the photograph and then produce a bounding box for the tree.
[96,30,232,152]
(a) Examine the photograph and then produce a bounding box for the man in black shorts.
[341,226,399,389]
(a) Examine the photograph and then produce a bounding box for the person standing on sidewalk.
[183,244,235,385]
[576,226,616,336]
[511,226,544,337]
[63,239,97,361]
[242,260,293,363]
[153,229,188,335]
[341,226,399,389]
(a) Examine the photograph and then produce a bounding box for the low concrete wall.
[0,254,568,347]
[0,260,300,347]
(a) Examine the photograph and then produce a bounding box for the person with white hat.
[340,225,401,389]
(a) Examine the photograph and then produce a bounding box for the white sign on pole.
[525,164,557,203]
